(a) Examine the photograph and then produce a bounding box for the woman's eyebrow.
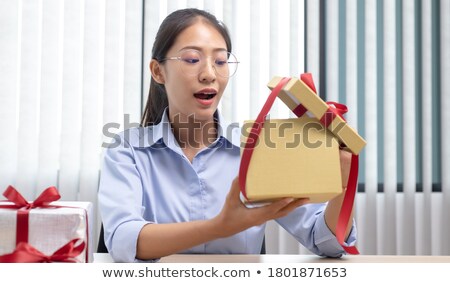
[178,46,228,52]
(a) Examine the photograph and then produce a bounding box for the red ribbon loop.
[0,238,85,263]
[300,73,317,93]
[3,185,61,209]
[326,102,348,119]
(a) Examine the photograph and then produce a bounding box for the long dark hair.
[141,8,232,127]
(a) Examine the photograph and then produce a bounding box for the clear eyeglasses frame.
[159,49,239,78]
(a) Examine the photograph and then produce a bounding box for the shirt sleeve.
[98,131,157,263]
[275,203,357,257]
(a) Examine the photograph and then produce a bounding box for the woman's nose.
[198,60,217,82]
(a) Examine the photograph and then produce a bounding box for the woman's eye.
[182,58,200,64]
[215,60,227,66]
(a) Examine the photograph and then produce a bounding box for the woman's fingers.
[276,198,309,216]
[252,197,309,220]
[266,198,295,213]
[227,177,247,208]
[229,177,241,199]
[223,176,310,231]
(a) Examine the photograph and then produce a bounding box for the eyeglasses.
[159,49,239,78]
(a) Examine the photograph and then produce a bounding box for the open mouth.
[194,92,217,100]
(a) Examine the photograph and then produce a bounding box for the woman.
[98,8,356,263]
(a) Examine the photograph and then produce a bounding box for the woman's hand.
[211,177,309,238]
[136,176,307,260]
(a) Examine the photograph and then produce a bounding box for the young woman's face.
[159,20,230,122]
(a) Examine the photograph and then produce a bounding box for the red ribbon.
[239,77,292,199]
[2,185,60,245]
[239,73,360,254]
[300,74,360,254]
[0,238,85,263]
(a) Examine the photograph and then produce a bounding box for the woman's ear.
[150,59,165,84]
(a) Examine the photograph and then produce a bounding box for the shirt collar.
[215,111,241,149]
[131,108,241,150]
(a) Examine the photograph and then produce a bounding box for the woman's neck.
[169,112,218,160]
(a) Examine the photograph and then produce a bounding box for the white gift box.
[0,201,94,263]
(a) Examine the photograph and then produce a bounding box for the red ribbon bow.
[3,185,60,208]
[293,74,349,127]
[0,238,85,263]
[2,186,61,245]
[239,73,360,255]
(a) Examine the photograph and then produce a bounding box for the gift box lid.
[268,76,366,155]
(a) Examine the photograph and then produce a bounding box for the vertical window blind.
[310,0,449,255]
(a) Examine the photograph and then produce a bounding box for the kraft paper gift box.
[0,187,94,263]
[241,116,343,203]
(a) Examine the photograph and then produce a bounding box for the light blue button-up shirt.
[98,109,357,262]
